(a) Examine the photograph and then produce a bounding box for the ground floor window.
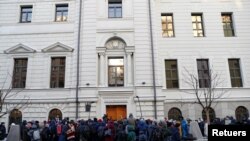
[168,107,182,120]
[202,107,216,122]
[9,109,22,125]
[48,108,62,121]
[235,106,249,122]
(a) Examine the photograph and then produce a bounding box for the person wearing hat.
[0,122,6,141]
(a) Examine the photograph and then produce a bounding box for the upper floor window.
[50,57,65,88]
[108,0,122,18]
[228,59,242,87]
[197,59,210,88]
[192,13,204,37]
[12,58,28,88]
[165,60,179,88]
[20,6,32,23]
[108,58,124,87]
[161,13,175,37]
[222,13,235,37]
[55,4,68,22]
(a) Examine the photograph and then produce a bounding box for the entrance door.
[106,105,126,121]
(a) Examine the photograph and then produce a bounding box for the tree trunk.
[206,109,210,125]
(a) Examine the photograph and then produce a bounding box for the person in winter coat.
[41,124,50,141]
[66,122,75,141]
[170,123,180,141]
[127,125,136,141]
[104,120,115,141]
[180,117,188,138]
[23,122,32,141]
[0,122,6,141]
[28,124,40,141]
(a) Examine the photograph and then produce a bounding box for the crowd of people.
[0,114,250,141]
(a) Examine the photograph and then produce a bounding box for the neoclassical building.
[0,0,250,126]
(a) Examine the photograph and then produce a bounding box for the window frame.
[12,58,28,88]
[55,4,68,22]
[191,13,205,37]
[161,13,175,37]
[108,57,124,87]
[165,59,179,88]
[221,13,235,37]
[228,59,243,87]
[50,57,66,88]
[20,5,33,23]
[108,0,122,18]
[197,59,210,88]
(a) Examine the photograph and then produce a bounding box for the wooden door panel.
[106,105,126,121]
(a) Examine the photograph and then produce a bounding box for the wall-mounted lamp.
[85,101,95,119]
[86,83,90,86]
[142,82,146,85]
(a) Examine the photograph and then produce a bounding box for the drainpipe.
[147,0,157,119]
[76,0,83,119]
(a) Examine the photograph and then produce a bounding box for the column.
[99,53,105,87]
[127,52,133,86]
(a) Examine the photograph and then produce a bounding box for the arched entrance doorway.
[48,108,62,121]
[202,107,216,122]
[9,109,22,125]
[168,107,182,120]
[235,106,249,122]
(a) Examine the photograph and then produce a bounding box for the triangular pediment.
[4,44,36,54]
[42,42,74,53]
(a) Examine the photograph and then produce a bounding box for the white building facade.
[0,0,250,125]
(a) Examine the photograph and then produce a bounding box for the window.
[168,107,182,120]
[202,107,216,122]
[20,6,32,23]
[197,59,210,88]
[192,14,204,37]
[108,58,124,87]
[235,106,249,122]
[161,14,174,37]
[48,108,63,120]
[228,59,242,87]
[50,57,65,88]
[12,58,28,88]
[165,60,179,88]
[222,13,235,37]
[108,0,122,18]
[55,4,68,22]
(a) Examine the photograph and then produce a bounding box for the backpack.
[57,124,62,135]
[97,126,105,137]
[33,129,40,140]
